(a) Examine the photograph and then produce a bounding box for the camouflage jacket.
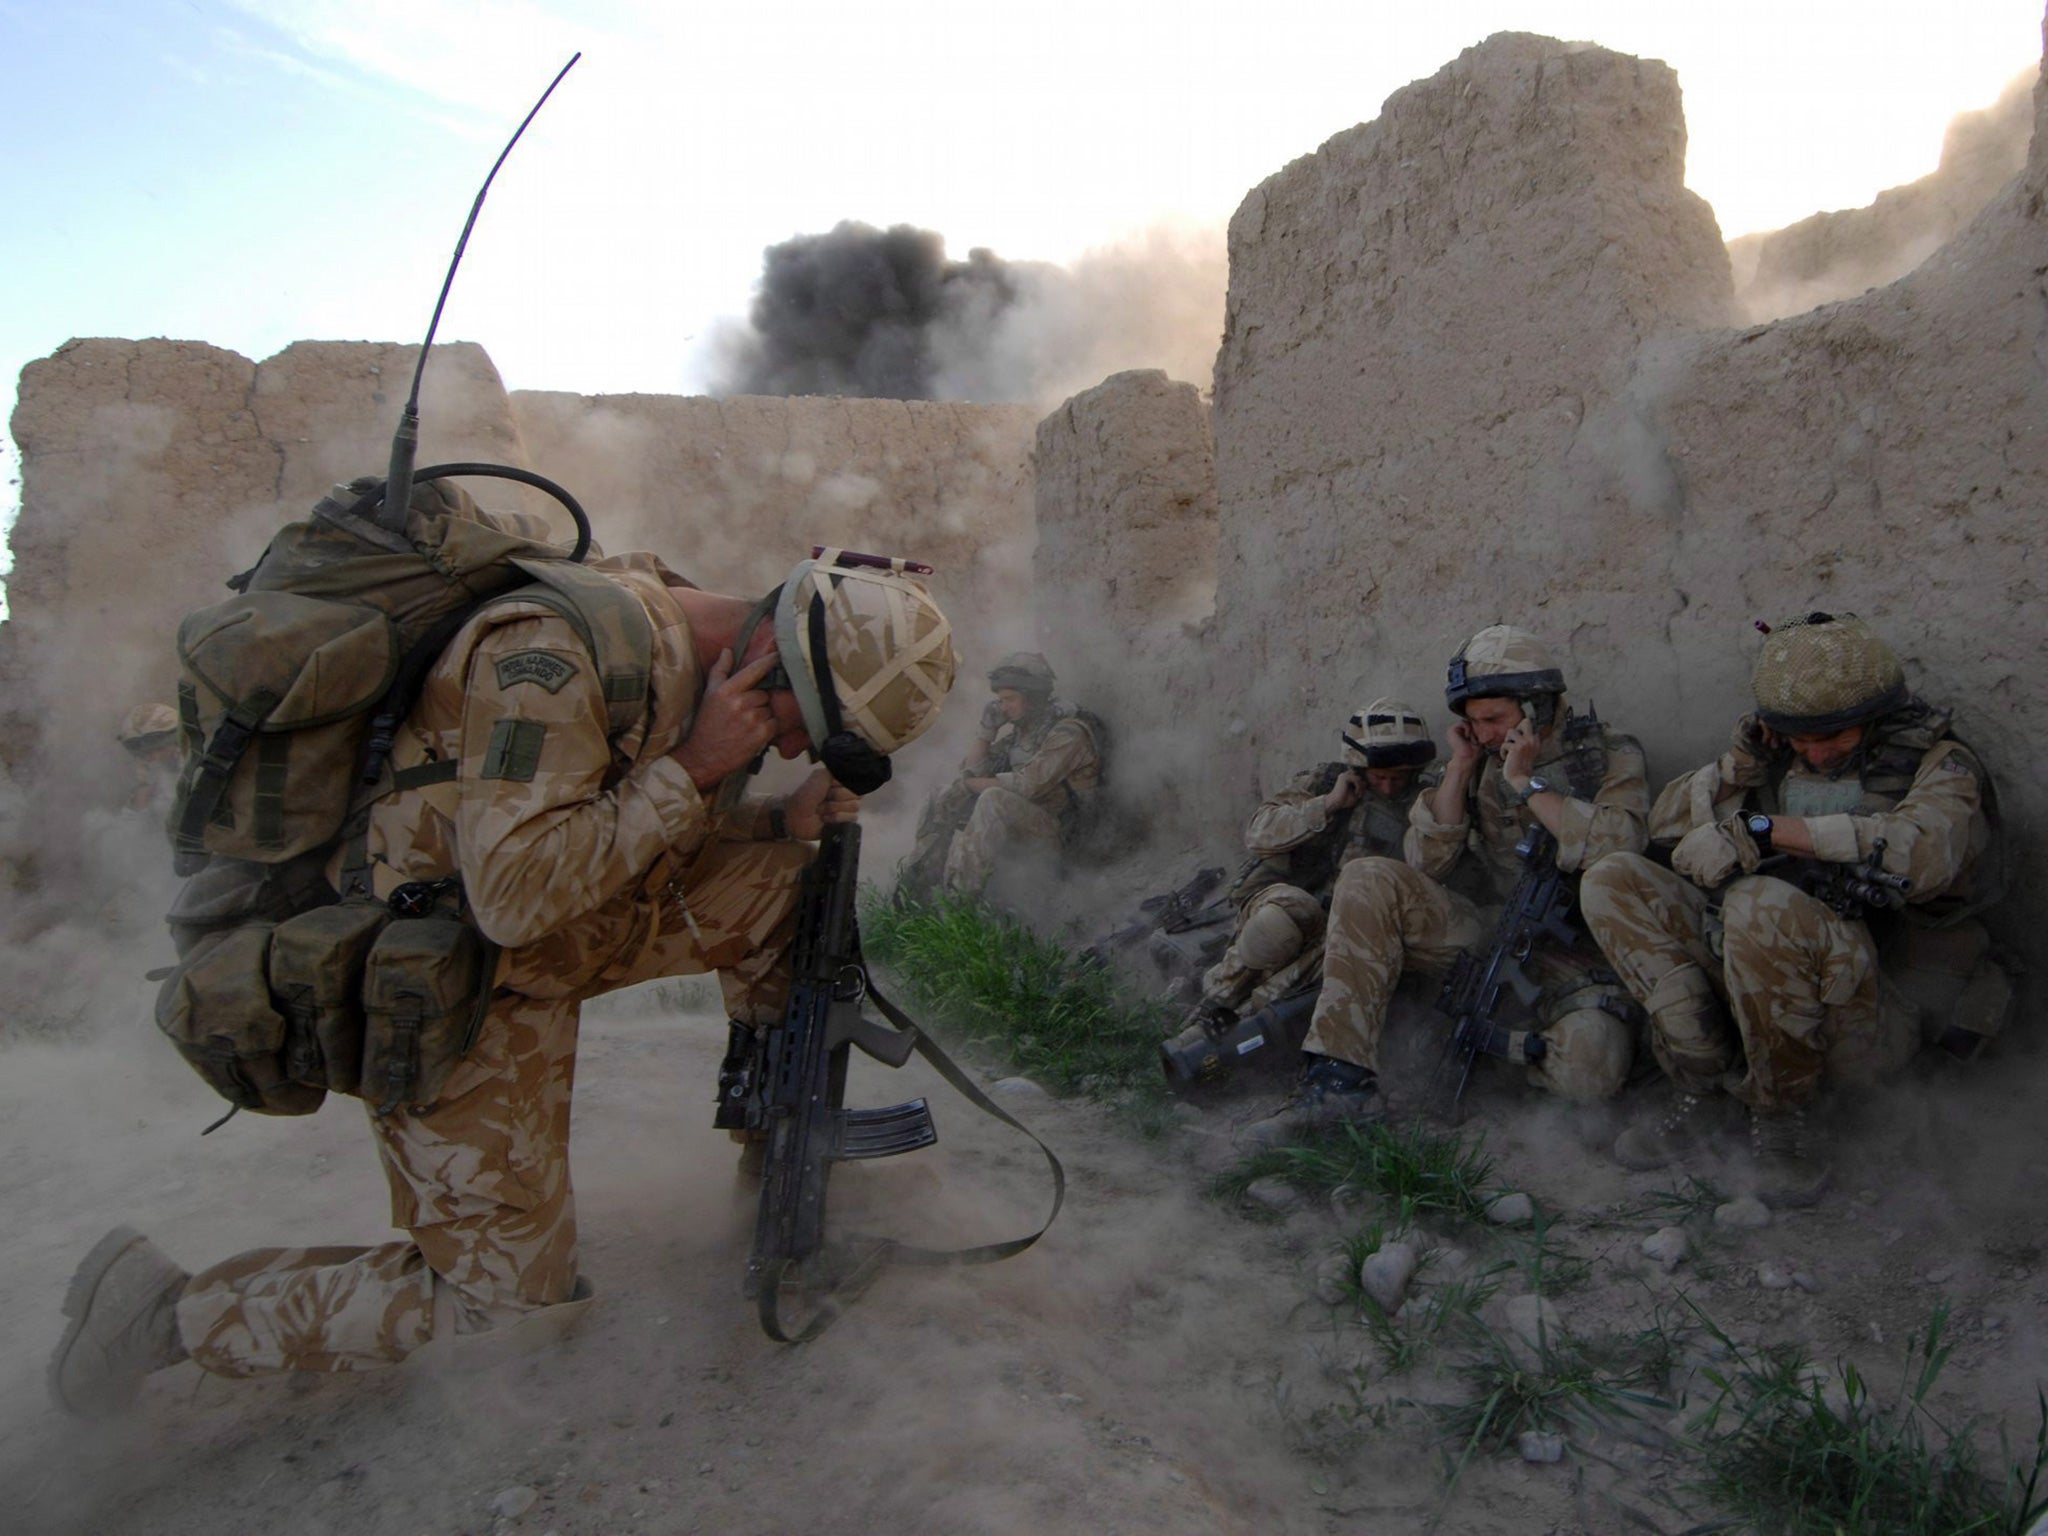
[361,552,781,997]
[1649,697,1996,921]
[1407,706,1650,899]
[981,699,1101,816]
[1232,762,1421,905]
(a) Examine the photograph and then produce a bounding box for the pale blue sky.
[3,0,2043,588]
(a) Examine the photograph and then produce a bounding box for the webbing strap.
[253,733,292,850]
[172,688,280,874]
[392,759,459,791]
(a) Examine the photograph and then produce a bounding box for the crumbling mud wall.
[1,344,1036,888]
[1030,369,1218,830]
[1728,71,2036,323]
[1070,23,2048,950]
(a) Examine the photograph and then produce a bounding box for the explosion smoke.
[710,219,1226,407]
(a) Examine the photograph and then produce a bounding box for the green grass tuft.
[1214,1118,1497,1226]
[1687,1304,2048,1536]
[859,889,1171,1116]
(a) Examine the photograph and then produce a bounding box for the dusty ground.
[4,914,2046,1535]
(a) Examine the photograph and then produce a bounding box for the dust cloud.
[708,220,1225,408]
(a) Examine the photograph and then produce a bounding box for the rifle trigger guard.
[833,964,868,1004]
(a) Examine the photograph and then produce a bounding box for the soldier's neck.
[672,588,773,673]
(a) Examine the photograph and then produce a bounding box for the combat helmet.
[1445,625,1567,727]
[987,651,1057,703]
[1752,612,1906,735]
[770,549,958,793]
[1341,698,1436,769]
[117,704,179,757]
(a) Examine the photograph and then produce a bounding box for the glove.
[978,698,1007,735]
[1671,815,1764,890]
[1717,713,1784,789]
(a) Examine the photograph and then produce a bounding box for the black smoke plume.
[713,221,1029,400]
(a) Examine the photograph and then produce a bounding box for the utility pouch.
[360,917,499,1116]
[155,924,327,1117]
[268,902,392,1094]
[1883,920,2017,1060]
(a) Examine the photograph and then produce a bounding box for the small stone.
[1792,1269,1819,1294]
[1757,1261,1793,1291]
[1244,1177,1302,1214]
[991,1077,1050,1102]
[1328,1185,1368,1219]
[1517,1430,1566,1464]
[1486,1192,1535,1227]
[696,1464,713,1476]
[490,1486,540,1520]
[1640,1227,1689,1273]
[1714,1197,1772,1230]
[1360,1241,1420,1314]
[1922,1264,1956,1286]
[1054,1392,1083,1406]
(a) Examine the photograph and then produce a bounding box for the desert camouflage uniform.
[914,702,1100,898]
[1198,765,1420,1011]
[1580,705,1990,1111]
[177,554,809,1375]
[1302,713,1649,1092]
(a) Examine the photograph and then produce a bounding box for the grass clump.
[859,890,1171,1115]
[1215,1117,1497,1226]
[1689,1304,2048,1536]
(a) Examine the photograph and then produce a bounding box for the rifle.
[1759,837,1913,919]
[716,820,1065,1342]
[1079,864,1228,966]
[1429,826,1576,1118]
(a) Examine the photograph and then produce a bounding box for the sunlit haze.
[2,0,2041,550]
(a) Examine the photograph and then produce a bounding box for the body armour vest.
[1757,697,2003,927]
[1235,763,1422,906]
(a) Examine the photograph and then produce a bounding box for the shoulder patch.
[495,649,580,694]
[481,718,548,782]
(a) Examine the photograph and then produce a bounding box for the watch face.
[1748,814,1771,834]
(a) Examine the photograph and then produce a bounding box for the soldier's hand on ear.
[1721,712,1784,788]
[1446,720,1484,771]
[1501,719,1542,783]
[1325,770,1365,813]
[785,767,860,840]
[671,648,780,791]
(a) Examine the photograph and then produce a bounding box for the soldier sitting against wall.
[1249,626,1652,1146]
[1581,612,2008,1207]
[1174,698,1435,1047]
[898,651,1105,901]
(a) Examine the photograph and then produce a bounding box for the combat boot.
[1611,1092,1715,1172]
[1242,1054,1380,1149]
[49,1226,190,1417]
[1748,1106,1830,1208]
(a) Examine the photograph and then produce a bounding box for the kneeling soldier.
[1581,612,2004,1206]
[1178,698,1435,1044]
[1251,626,1650,1143]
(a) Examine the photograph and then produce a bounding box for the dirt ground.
[4,913,2046,1536]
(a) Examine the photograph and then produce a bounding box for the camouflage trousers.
[942,786,1061,898]
[175,834,813,1377]
[1201,884,1326,1010]
[1302,857,1487,1075]
[1579,853,1909,1112]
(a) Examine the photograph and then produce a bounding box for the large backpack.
[156,474,652,1124]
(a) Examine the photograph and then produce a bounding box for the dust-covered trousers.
[1301,858,1487,1075]
[1578,852,1910,1111]
[1201,884,1327,1010]
[174,835,812,1376]
[943,785,1062,897]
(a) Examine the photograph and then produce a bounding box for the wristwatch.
[1745,812,1774,855]
[1513,775,1555,806]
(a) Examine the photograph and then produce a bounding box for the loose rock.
[1312,1252,1354,1306]
[1640,1227,1688,1273]
[991,1077,1050,1103]
[1757,1261,1794,1291]
[491,1486,540,1520]
[1244,1177,1302,1214]
[1517,1430,1566,1464]
[1713,1197,1772,1230]
[1360,1241,1420,1314]
[1793,1269,1819,1293]
[1486,1191,1536,1227]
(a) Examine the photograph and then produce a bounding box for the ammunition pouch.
[359,916,499,1116]
[1881,919,2016,1061]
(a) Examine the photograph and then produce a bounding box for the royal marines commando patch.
[495,649,580,693]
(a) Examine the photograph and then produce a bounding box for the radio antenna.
[378,51,582,533]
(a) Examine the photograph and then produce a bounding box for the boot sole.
[48,1225,147,1416]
